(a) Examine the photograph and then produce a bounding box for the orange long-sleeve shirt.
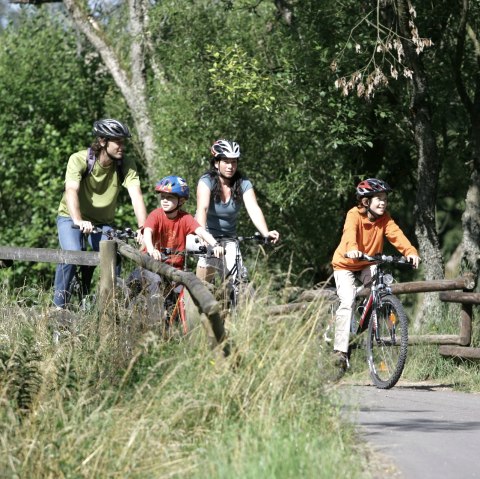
[332,207,418,271]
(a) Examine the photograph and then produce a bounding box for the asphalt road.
[340,382,480,479]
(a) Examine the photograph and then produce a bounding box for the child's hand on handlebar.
[406,254,421,269]
[148,248,163,261]
[345,250,363,259]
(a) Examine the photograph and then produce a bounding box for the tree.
[394,0,445,324]
[10,0,160,176]
[331,0,448,324]
[452,0,480,286]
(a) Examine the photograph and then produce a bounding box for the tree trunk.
[462,123,480,289]
[62,0,158,177]
[452,0,480,288]
[395,0,445,328]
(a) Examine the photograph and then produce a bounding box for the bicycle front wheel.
[366,294,408,389]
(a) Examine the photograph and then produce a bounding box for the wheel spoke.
[367,295,408,389]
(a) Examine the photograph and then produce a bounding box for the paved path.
[341,382,480,479]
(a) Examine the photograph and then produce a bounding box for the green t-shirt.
[57,149,141,224]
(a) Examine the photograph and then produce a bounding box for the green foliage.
[0,0,476,293]
[206,43,276,110]
[0,327,42,414]
[0,8,140,287]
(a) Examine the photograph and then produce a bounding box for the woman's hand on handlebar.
[135,227,144,244]
[266,230,280,244]
[212,244,224,258]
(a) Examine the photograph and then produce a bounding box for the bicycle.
[68,225,136,311]
[202,232,273,315]
[125,245,215,338]
[332,253,414,389]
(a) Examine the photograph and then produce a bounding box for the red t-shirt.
[144,209,200,268]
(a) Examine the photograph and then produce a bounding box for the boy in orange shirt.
[331,178,420,370]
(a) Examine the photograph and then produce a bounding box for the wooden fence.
[1,242,478,358]
[0,241,228,354]
[268,272,480,359]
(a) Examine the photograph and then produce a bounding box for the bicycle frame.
[346,253,414,389]
[152,247,207,336]
[354,267,392,334]
[69,225,135,310]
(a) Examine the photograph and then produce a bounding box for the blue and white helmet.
[155,175,190,199]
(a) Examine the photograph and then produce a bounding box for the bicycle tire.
[366,294,408,389]
[67,272,94,311]
[166,287,188,336]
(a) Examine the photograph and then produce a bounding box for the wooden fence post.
[98,240,117,318]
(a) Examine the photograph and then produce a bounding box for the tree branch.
[452,0,473,116]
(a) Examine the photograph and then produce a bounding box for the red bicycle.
[126,245,213,337]
[339,253,414,389]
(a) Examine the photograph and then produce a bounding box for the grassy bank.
[0,284,371,479]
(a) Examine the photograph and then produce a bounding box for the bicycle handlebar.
[217,232,274,245]
[71,224,136,240]
[344,252,414,268]
[72,224,103,234]
[152,245,215,262]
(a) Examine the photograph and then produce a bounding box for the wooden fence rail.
[0,242,228,353]
[1,244,478,358]
[268,272,479,359]
[0,245,100,266]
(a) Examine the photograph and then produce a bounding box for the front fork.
[372,292,397,345]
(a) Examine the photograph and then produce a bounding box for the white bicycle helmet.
[211,139,240,159]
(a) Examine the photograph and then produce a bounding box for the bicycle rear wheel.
[366,294,408,389]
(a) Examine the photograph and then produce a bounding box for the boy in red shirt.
[143,175,223,267]
[128,176,223,303]
[331,178,420,371]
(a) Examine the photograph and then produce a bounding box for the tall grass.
[0,283,371,479]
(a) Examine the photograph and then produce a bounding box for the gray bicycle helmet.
[93,119,131,139]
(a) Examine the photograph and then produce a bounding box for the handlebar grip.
[71,224,103,234]
[343,253,365,259]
